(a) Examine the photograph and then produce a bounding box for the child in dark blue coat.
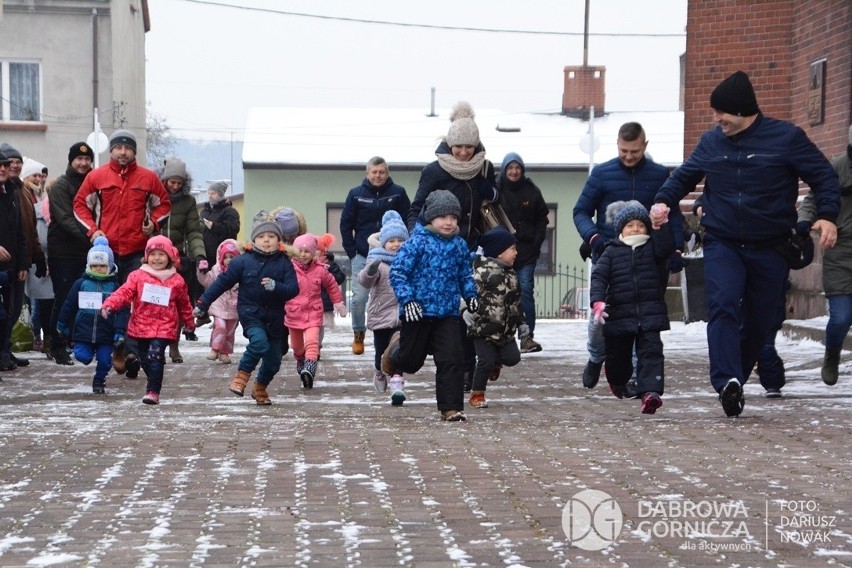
[57,237,128,394]
[589,201,674,414]
[195,217,299,405]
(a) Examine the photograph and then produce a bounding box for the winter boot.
[719,378,744,417]
[488,365,502,381]
[112,341,126,374]
[92,378,106,395]
[142,391,160,405]
[206,349,219,361]
[373,369,388,393]
[822,347,841,386]
[124,354,140,379]
[218,353,231,364]
[229,369,251,397]
[441,410,467,422]
[43,336,53,360]
[251,381,271,405]
[352,331,365,355]
[582,359,603,389]
[295,356,306,376]
[389,375,406,406]
[301,359,318,389]
[641,392,663,415]
[520,335,542,353]
[381,331,400,376]
[168,341,183,363]
[469,390,488,408]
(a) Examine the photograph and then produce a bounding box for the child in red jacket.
[101,235,195,405]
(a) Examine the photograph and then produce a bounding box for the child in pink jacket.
[286,233,347,389]
[101,235,195,405]
[197,239,241,364]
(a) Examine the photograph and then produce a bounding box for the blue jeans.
[349,254,368,333]
[516,263,536,334]
[586,262,605,364]
[135,338,168,395]
[73,342,114,387]
[239,326,283,386]
[826,294,852,350]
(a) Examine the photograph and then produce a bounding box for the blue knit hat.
[87,236,115,271]
[607,200,651,235]
[379,210,409,246]
[479,226,517,259]
[275,207,300,239]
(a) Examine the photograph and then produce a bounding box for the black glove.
[403,301,423,322]
[367,260,381,276]
[591,235,606,255]
[466,297,479,313]
[579,241,592,261]
[667,251,684,274]
[796,221,812,237]
[477,178,495,200]
[184,330,198,341]
[34,258,47,278]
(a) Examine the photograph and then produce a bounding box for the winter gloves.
[192,306,206,319]
[183,329,198,341]
[333,302,347,317]
[465,297,479,313]
[403,301,423,322]
[592,301,609,326]
[197,258,210,274]
[367,260,381,276]
[667,250,684,274]
[261,277,276,291]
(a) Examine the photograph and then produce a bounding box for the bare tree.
[146,106,176,168]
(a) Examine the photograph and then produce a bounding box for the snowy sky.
[144,0,688,140]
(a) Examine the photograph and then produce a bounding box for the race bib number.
[141,283,172,306]
[78,291,103,310]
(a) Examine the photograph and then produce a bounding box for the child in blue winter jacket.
[57,237,128,394]
[382,190,479,422]
[195,217,299,405]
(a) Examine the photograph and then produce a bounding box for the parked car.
[560,287,589,319]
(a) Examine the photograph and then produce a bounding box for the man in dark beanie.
[0,149,28,372]
[46,141,95,364]
[652,70,841,418]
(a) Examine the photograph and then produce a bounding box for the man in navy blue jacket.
[652,70,840,417]
[573,122,683,391]
[340,157,410,356]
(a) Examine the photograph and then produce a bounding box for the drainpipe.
[92,9,98,108]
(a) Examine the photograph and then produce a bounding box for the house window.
[535,203,558,275]
[1,61,41,122]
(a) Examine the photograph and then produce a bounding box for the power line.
[178,0,685,38]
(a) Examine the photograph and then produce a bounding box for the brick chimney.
[562,65,606,118]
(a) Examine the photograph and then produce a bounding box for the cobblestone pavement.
[0,320,850,567]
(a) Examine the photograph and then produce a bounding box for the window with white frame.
[0,61,41,122]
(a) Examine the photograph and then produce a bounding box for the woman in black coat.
[200,182,240,263]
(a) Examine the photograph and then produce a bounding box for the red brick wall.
[562,66,606,117]
[684,0,851,158]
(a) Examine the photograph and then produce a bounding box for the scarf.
[366,246,398,265]
[619,234,650,249]
[140,263,178,281]
[436,149,486,181]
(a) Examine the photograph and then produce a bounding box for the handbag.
[11,304,34,353]
[479,201,516,234]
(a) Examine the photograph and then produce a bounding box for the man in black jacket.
[0,149,29,372]
[498,152,549,353]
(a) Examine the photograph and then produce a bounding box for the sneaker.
[142,391,160,405]
[641,392,663,414]
[92,385,106,395]
[488,365,502,381]
[608,382,626,399]
[381,331,400,376]
[218,353,231,364]
[582,360,603,389]
[125,355,140,379]
[389,375,406,406]
[206,350,219,361]
[624,377,642,399]
[469,391,488,408]
[719,378,744,417]
[11,354,29,367]
[520,335,542,353]
[33,338,43,352]
[373,370,388,393]
[764,388,783,399]
[441,410,467,422]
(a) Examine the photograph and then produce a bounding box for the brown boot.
[469,391,488,408]
[352,331,365,355]
[169,341,183,363]
[251,381,271,405]
[229,369,251,397]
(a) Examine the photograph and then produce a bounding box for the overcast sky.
[145,0,687,141]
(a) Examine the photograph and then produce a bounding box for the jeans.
[516,263,536,334]
[349,254,368,333]
[73,342,114,387]
[239,326,283,386]
[135,338,168,395]
[587,260,606,364]
[826,294,852,350]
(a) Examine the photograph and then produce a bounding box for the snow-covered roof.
[242,107,685,169]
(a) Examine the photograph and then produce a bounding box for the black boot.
[582,360,603,389]
[822,347,841,386]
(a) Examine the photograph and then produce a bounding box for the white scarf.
[619,234,650,249]
[436,149,486,181]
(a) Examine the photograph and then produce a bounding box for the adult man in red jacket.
[73,130,170,284]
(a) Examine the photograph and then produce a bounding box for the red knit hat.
[144,235,179,266]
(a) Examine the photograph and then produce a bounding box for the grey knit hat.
[446,101,480,147]
[250,219,282,242]
[423,190,461,223]
[0,143,22,161]
[208,181,228,197]
[109,129,137,152]
[161,158,187,181]
[275,207,300,239]
[607,200,651,235]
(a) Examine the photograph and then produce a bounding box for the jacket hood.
[501,152,525,175]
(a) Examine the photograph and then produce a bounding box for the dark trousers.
[240,326,283,385]
[135,337,168,395]
[472,337,521,391]
[755,280,788,390]
[372,327,398,372]
[48,257,86,353]
[392,317,464,412]
[703,234,788,392]
[605,330,665,396]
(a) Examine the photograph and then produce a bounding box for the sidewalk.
[0,319,849,567]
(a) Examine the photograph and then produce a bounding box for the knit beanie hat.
[293,233,318,255]
[217,239,241,268]
[479,226,517,259]
[423,190,461,223]
[250,218,283,242]
[87,236,115,270]
[316,233,335,253]
[20,158,46,180]
[208,181,228,197]
[607,200,651,235]
[68,141,94,163]
[275,207,301,239]
[379,210,409,246]
[144,235,178,265]
[0,143,22,161]
[710,71,760,117]
[109,129,137,152]
[161,158,187,181]
[446,101,480,147]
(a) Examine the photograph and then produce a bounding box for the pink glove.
[650,203,669,229]
[592,301,608,325]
